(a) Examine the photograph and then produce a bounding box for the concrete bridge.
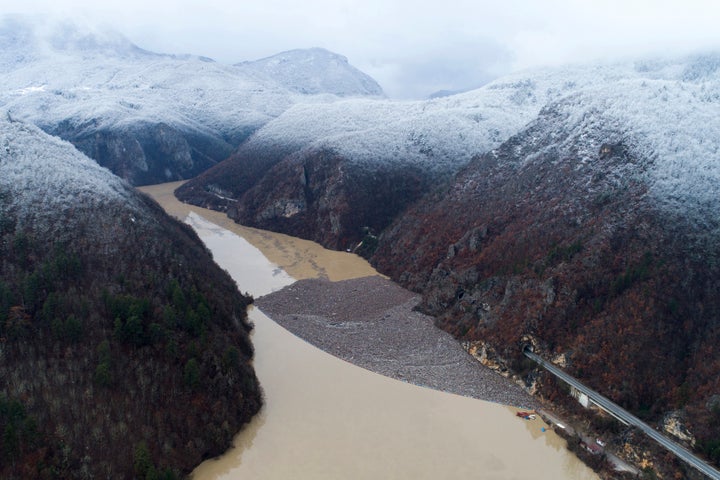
[523,346,720,480]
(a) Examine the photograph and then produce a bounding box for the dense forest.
[0,121,262,478]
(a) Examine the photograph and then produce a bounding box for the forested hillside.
[0,118,261,478]
[372,70,720,475]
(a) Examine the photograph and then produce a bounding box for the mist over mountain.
[0,15,384,186]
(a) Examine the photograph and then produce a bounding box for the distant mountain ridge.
[0,15,384,185]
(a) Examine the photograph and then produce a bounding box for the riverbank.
[256,275,539,408]
[140,181,600,480]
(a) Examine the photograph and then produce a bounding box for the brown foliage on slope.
[372,108,720,466]
[0,190,261,479]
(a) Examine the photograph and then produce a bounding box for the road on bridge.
[524,349,720,480]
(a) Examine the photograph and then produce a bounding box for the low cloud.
[365,41,513,99]
[4,0,720,99]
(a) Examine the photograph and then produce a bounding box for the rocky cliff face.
[179,145,433,250]
[0,118,262,478]
[227,148,432,250]
[175,131,303,212]
[46,120,237,186]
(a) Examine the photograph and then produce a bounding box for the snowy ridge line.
[236,54,720,218]
[0,116,139,224]
[0,15,383,146]
[532,78,720,222]
[3,14,720,221]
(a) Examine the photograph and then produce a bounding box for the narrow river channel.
[140,182,598,480]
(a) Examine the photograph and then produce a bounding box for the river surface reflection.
[140,182,598,480]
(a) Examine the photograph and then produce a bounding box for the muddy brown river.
[140,182,598,480]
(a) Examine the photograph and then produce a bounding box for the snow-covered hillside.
[231,55,719,174]
[0,15,290,132]
[0,15,383,184]
[0,113,161,257]
[177,50,720,257]
[521,76,720,225]
[0,115,138,225]
[237,47,384,96]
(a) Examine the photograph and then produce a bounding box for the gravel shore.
[256,275,539,408]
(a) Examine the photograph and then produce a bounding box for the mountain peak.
[237,47,384,97]
[249,47,349,65]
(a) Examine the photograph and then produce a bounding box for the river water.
[140,182,598,480]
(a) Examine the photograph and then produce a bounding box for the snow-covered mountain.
[175,70,569,246]
[0,15,383,185]
[236,47,384,96]
[375,55,720,290]
[368,54,720,478]
[1,114,136,223]
[5,10,720,475]
[178,53,720,250]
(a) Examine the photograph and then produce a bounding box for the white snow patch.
[13,85,47,95]
[0,115,140,229]
[534,77,720,222]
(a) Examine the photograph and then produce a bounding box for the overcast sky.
[3,0,720,98]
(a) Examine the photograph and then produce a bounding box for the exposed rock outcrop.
[48,121,236,186]
[225,148,432,250]
[663,411,696,448]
